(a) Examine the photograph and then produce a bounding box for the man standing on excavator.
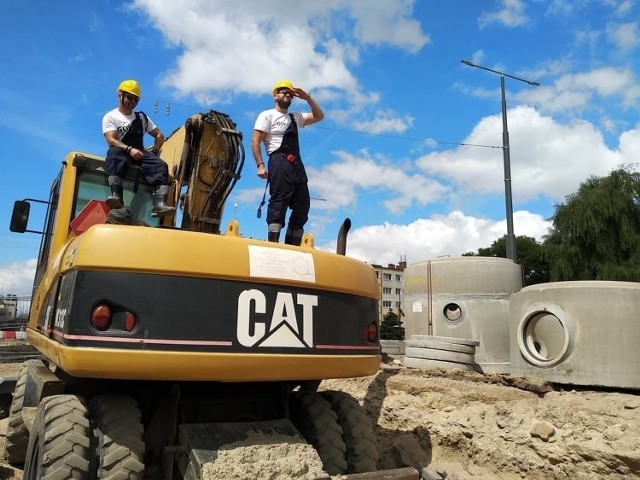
[102,79,175,217]
[252,79,325,245]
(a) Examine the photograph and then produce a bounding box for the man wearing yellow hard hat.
[251,80,325,244]
[101,79,175,217]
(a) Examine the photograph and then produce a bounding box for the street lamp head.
[528,80,541,87]
[461,59,475,67]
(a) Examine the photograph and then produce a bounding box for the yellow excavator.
[6,110,421,479]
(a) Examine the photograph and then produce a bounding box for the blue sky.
[1,0,639,296]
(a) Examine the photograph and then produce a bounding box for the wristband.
[257,162,264,168]
[126,146,132,155]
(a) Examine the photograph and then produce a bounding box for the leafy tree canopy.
[543,167,640,281]
[463,235,549,286]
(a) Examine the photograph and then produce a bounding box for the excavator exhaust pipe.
[336,218,351,256]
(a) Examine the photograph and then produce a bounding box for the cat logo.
[237,289,318,348]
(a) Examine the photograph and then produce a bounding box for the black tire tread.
[24,394,91,480]
[4,363,30,464]
[290,391,347,475]
[321,390,378,473]
[91,394,145,479]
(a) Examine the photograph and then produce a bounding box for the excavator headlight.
[91,304,112,331]
[366,322,378,342]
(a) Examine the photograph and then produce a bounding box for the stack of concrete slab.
[404,335,480,372]
[380,339,405,355]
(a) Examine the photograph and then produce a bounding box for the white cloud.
[308,150,451,214]
[418,106,623,202]
[619,126,640,160]
[351,109,414,134]
[479,0,528,28]
[0,259,36,297]
[614,0,634,16]
[607,21,640,50]
[131,0,428,104]
[520,67,640,113]
[346,0,430,52]
[327,209,552,266]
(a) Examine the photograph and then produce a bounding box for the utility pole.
[461,59,540,262]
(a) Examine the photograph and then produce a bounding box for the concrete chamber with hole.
[403,257,522,373]
[508,281,640,389]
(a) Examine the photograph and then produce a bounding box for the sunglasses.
[122,93,140,102]
[276,89,293,96]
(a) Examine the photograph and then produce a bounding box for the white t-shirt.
[101,108,157,140]
[253,109,309,154]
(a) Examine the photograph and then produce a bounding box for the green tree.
[463,235,550,286]
[380,310,405,340]
[543,167,640,281]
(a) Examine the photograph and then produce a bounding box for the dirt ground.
[0,358,638,480]
[322,357,640,480]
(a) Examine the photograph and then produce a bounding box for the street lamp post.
[461,59,540,263]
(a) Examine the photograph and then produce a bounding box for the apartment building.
[370,260,406,323]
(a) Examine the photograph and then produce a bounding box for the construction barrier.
[0,331,26,340]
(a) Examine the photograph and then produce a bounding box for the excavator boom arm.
[161,110,244,233]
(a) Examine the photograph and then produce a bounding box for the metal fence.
[0,315,41,363]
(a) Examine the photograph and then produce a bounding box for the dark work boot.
[284,227,303,246]
[106,208,133,225]
[151,185,176,217]
[106,184,124,209]
[268,232,280,242]
[284,234,302,246]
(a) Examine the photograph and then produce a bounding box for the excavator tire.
[321,390,378,473]
[4,363,30,465]
[290,391,348,475]
[90,394,145,479]
[23,394,91,480]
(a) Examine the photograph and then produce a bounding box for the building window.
[396,275,402,282]
[383,301,392,308]
[395,288,401,295]
[383,287,392,294]
[383,273,392,281]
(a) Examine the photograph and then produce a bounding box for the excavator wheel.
[290,391,348,475]
[321,390,378,473]
[4,363,30,465]
[23,394,91,480]
[89,394,145,479]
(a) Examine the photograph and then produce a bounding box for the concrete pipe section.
[403,257,521,373]
[509,281,640,390]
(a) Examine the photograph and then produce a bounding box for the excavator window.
[73,171,160,227]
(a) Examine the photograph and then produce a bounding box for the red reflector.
[91,304,112,331]
[366,322,378,342]
[125,312,136,332]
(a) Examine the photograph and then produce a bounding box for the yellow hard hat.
[118,79,141,97]
[272,79,294,95]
